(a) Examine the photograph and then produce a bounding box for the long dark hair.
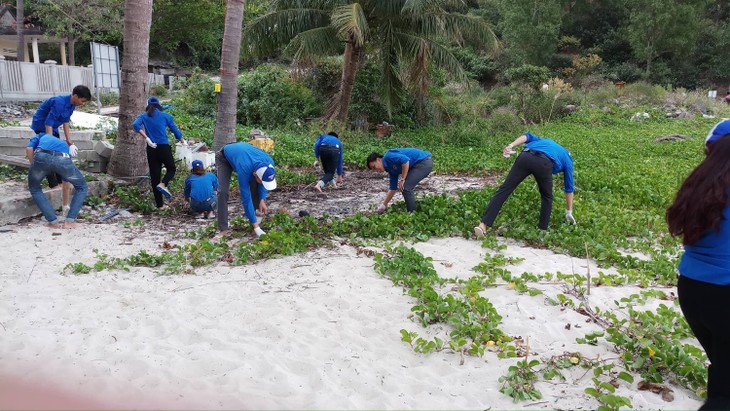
[146,103,162,117]
[667,134,730,245]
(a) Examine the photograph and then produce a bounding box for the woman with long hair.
[667,119,730,410]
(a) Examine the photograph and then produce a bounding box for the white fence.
[0,57,169,102]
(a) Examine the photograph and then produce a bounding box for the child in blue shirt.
[184,160,219,219]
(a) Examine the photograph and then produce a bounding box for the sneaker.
[156,185,172,199]
[473,225,486,238]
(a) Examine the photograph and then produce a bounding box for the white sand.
[0,223,703,410]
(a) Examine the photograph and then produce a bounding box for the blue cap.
[254,163,277,190]
[147,96,161,106]
[191,160,204,170]
[706,119,730,145]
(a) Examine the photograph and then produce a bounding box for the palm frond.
[330,3,369,47]
[242,9,331,57]
[403,12,497,53]
[369,0,407,17]
[379,22,405,117]
[285,26,343,60]
[393,31,469,84]
[270,0,347,12]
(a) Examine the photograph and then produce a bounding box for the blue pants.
[190,194,217,213]
[28,151,88,224]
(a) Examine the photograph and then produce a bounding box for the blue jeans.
[190,194,217,213]
[28,151,88,224]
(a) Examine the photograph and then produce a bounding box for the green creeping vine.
[374,245,507,357]
[576,290,708,398]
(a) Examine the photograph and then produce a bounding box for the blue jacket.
[30,95,76,135]
[679,204,730,285]
[314,134,343,176]
[184,173,219,202]
[132,109,183,145]
[524,132,575,193]
[382,148,432,190]
[222,142,275,223]
[27,133,70,154]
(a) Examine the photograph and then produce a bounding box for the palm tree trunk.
[107,0,153,177]
[213,0,246,151]
[15,0,24,61]
[68,36,76,66]
[328,34,361,123]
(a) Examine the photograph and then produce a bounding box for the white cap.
[255,164,277,190]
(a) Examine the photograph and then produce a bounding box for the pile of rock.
[0,103,33,121]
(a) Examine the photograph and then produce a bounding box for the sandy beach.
[0,218,703,410]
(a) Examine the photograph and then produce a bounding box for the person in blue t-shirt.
[30,85,91,215]
[25,133,88,228]
[667,128,730,411]
[216,142,277,238]
[313,131,344,193]
[474,132,575,235]
[366,148,433,213]
[133,96,186,209]
[184,160,219,219]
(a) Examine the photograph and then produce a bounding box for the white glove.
[179,139,188,146]
[565,211,576,225]
[68,144,78,157]
[377,204,387,214]
[145,137,157,148]
[254,226,266,237]
[313,159,319,167]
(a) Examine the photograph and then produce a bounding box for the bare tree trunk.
[327,34,361,123]
[107,0,153,177]
[68,36,76,66]
[16,0,24,61]
[213,0,246,151]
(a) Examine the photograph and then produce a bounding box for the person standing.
[313,131,343,193]
[667,127,730,411]
[184,160,218,219]
[216,142,277,237]
[474,132,575,236]
[133,96,186,209]
[25,133,88,229]
[29,85,91,216]
[366,148,433,213]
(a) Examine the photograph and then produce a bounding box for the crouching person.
[184,160,218,219]
[26,133,88,228]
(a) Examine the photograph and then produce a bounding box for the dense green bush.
[172,70,217,117]
[237,64,321,128]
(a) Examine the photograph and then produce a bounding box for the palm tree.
[213,0,246,151]
[242,0,497,123]
[107,0,153,177]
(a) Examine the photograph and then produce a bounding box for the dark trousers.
[319,145,340,184]
[34,130,63,188]
[403,157,433,212]
[481,150,554,230]
[216,148,261,231]
[146,144,176,208]
[678,275,730,410]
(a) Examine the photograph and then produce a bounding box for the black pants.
[678,275,730,410]
[34,130,63,188]
[319,144,340,184]
[481,150,553,230]
[146,144,176,208]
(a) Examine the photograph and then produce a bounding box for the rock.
[656,134,694,142]
[564,104,577,113]
[298,210,310,217]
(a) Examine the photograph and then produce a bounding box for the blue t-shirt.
[222,142,275,224]
[679,204,730,285]
[27,133,70,154]
[132,109,183,145]
[184,173,219,202]
[382,148,432,190]
[524,132,575,193]
[30,95,76,135]
[314,134,343,176]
